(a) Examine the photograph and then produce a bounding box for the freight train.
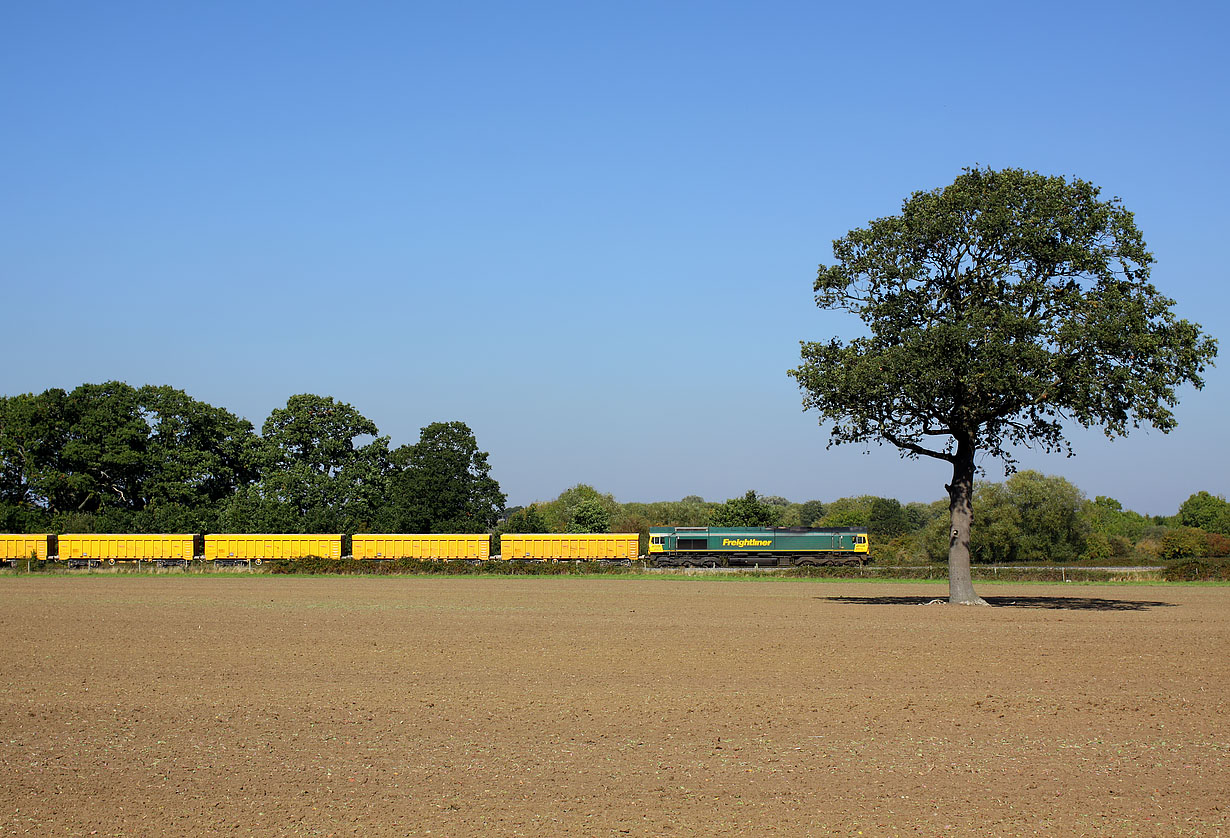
[0,532,641,567]
[1,527,866,568]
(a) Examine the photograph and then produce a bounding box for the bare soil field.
[0,576,1225,837]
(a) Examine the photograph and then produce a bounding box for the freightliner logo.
[722,538,771,547]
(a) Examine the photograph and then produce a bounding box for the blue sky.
[3,1,1227,516]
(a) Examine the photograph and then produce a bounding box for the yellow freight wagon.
[500,533,639,562]
[0,534,50,565]
[351,534,489,561]
[58,534,195,567]
[204,534,342,565]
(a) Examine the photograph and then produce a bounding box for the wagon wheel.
[107,558,116,566]
[254,558,263,566]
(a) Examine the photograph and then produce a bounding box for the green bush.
[1163,559,1230,582]
[1205,533,1230,558]
[1084,532,1112,561]
[1160,527,1208,561]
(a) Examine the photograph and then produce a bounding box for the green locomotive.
[647,526,869,567]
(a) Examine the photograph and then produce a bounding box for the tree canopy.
[503,504,549,533]
[790,167,1217,603]
[381,421,505,534]
[538,484,621,533]
[0,382,261,530]
[235,394,391,533]
[709,490,781,527]
[568,498,612,533]
[1177,491,1230,535]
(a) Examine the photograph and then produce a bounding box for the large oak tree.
[0,382,260,529]
[381,421,504,534]
[790,168,1217,604]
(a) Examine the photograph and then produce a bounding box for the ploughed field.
[0,577,1225,837]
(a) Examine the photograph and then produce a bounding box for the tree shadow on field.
[822,595,1176,612]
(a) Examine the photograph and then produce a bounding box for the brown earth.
[0,576,1225,837]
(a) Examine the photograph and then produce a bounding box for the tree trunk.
[947,437,989,606]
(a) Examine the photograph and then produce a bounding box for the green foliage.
[1160,527,1209,560]
[568,498,611,533]
[709,490,781,527]
[918,472,1090,563]
[1177,491,1230,534]
[976,471,1089,563]
[1205,532,1230,558]
[381,421,504,534]
[1,382,513,538]
[1085,496,1151,540]
[243,394,391,533]
[503,504,549,533]
[539,484,620,533]
[1083,532,1112,561]
[790,166,1217,600]
[817,496,875,528]
[790,167,1217,470]
[262,394,381,476]
[623,496,713,528]
[1163,559,1230,582]
[797,500,825,527]
[904,501,944,531]
[868,497,909,538]
[0,383,260,526]
[0,501,50,533]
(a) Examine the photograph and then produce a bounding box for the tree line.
[513,481,1229,564]
[3,381,1227,563]
[0,383,503,537]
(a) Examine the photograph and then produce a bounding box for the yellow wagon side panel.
[57,534,193,562]
[351,534,488,561]
[0,535,49,562]
[204,534,341,561]
[499,533,638,561]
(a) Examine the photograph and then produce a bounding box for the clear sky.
[3,1,1227,516]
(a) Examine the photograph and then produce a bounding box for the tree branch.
[882,431,954,462]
